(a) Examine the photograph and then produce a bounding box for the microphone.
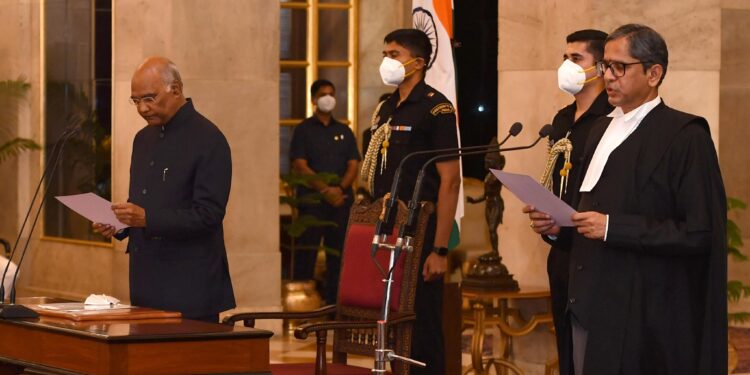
[398,124,553,239]
[0,124,80,318]
[370,122,523,256]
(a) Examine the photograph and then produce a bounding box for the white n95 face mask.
[557,59,597,95]
[379,57,416,87]
[316,95,336,113]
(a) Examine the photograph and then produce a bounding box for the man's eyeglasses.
[596,60,652,78]
[129,94,158,106]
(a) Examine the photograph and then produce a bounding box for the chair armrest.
[222,305,337,327]
[294,312,416,339]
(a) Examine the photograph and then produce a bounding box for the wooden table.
[0,299,273,375]
[461,286,556,375]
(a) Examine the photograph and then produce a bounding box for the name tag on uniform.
[392,125,412,132]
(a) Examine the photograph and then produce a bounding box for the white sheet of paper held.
[55,193,129,231]
[490,169,577,227]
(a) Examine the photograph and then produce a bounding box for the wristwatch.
[432,246,449,256]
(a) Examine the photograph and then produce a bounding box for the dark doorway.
[454,0,498,179]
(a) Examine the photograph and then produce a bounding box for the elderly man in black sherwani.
[94,57,235,323]
[525,24,727,375]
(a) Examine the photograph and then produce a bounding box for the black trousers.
[548,246,573,375]
[410,215,445,375]
[294,201,351,305]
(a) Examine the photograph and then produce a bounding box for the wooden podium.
[0,298,273,375]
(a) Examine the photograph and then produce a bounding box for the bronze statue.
[467,140,505,254]
[463,137,519,291]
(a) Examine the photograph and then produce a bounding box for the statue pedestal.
[462,251,519,291]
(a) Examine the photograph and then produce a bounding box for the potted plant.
[728,197,750,372]
[0,79,39,164]
[0,78,40,250]
[279,172,340,319]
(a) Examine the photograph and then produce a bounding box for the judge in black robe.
[566,102,727,375]
[527,24,726,375]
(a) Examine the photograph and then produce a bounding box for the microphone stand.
[393,126,552,295]
[372,216,424,373]
[371,124,524,372]
[0,126,80,318]
[371,122,523,258]
[402,126,552,246]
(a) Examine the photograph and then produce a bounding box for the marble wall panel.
[660,71,720,144]
[499,0,720,72]
[357,0,412,152]
[721,9,750,304]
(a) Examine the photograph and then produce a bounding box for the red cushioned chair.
[223,198,434,375]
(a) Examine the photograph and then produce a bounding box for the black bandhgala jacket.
[117,99,236,318]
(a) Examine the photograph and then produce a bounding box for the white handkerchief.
[84,294,120,306]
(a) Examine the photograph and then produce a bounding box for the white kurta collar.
[579,96,662,192]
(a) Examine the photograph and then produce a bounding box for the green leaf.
[728,197,747,211]
[729,247,748,262]
[728,220,744,248]
[320,245,341,257]
[283,214,338,237]
[728,312,750,324]
[0,137,40,163]
[0,79,30,99]
[280,194,323,207]
[281,172,341,188]
[727,280,750,302]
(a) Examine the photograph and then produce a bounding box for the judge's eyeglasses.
[596,60,652,78]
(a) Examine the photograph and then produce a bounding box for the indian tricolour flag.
[412,0,464,249]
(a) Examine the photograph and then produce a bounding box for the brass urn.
[281,280,322,332]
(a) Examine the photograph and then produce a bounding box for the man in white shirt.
[525,24,727,375]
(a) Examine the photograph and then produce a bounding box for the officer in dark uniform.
[362,29,461,375]
[289,79,360,304]
[535,29,611,375]
[93,57,235,323]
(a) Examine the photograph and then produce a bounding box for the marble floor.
[270,329,750,375]
[269,329,510,374]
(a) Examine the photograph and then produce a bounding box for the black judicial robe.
[119,99,236,318]
[559,102,727,375]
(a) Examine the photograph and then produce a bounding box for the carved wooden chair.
[223,198,434,375]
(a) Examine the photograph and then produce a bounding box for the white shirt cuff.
[604,214,610,241]
[546,235,558,241]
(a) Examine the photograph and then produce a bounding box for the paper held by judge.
[55,192,129,231]
[490,169,577,227]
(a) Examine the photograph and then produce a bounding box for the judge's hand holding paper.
[492,170,609,240]
[490,170,577,236]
